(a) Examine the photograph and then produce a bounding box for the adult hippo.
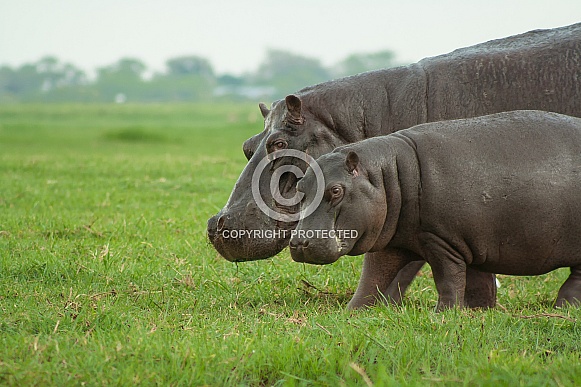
[208,23,581,308]
[290,110,581,311]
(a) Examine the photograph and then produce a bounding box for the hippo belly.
[423,159,581,276]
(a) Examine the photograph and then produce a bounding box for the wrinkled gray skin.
[207,23,581,307]
[291,111,581,311]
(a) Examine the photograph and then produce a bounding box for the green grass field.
[1,103,580,386]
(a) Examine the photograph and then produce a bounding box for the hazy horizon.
[1,1,580,76]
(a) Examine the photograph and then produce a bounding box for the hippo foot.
[436,271,496,312]
[435,301,466,313]
[555,266,581,307]
[555,297,581,308]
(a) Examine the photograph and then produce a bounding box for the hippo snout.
[207,210,235,241]
[207,212,228,240]
[207,204,292,262]
[289,234,339,265]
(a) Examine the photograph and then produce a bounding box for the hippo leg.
[383,260,496,307]
[420,233,467,311]
[555,266,581,307]
[347,249,415,310]
[464,268,497,308]
[383,260,426,304]
[348,252,496,310]
[431,263,467,312]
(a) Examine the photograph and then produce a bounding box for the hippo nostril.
[217,215,226,232]
[290,239,308,249]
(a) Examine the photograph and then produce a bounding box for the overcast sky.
[1,1,580,76]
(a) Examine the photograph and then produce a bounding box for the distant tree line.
[0,50,399,103]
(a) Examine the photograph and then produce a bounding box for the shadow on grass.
[103,127,176,143]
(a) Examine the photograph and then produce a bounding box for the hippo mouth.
[207,212,296,262]
[208,236,287,262]
[289,228,352,265]
[208,232,289,262]
[289,231,347,265]
[289,244,341,265]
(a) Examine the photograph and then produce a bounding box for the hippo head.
[289,150,388,264]
[207,94,347,262]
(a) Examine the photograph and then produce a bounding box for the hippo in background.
[290,110,581,310]
[207,23,581,308]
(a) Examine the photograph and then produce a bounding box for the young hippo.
[290,110,581,311]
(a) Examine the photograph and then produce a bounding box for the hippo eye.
[273,140,287,150]
[328,185,344,205]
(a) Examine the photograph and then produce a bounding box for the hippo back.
[422,23,581,120]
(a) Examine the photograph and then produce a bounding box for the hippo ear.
[345,151,360,176]
[259,103,270,119]
[285,94,305,125]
